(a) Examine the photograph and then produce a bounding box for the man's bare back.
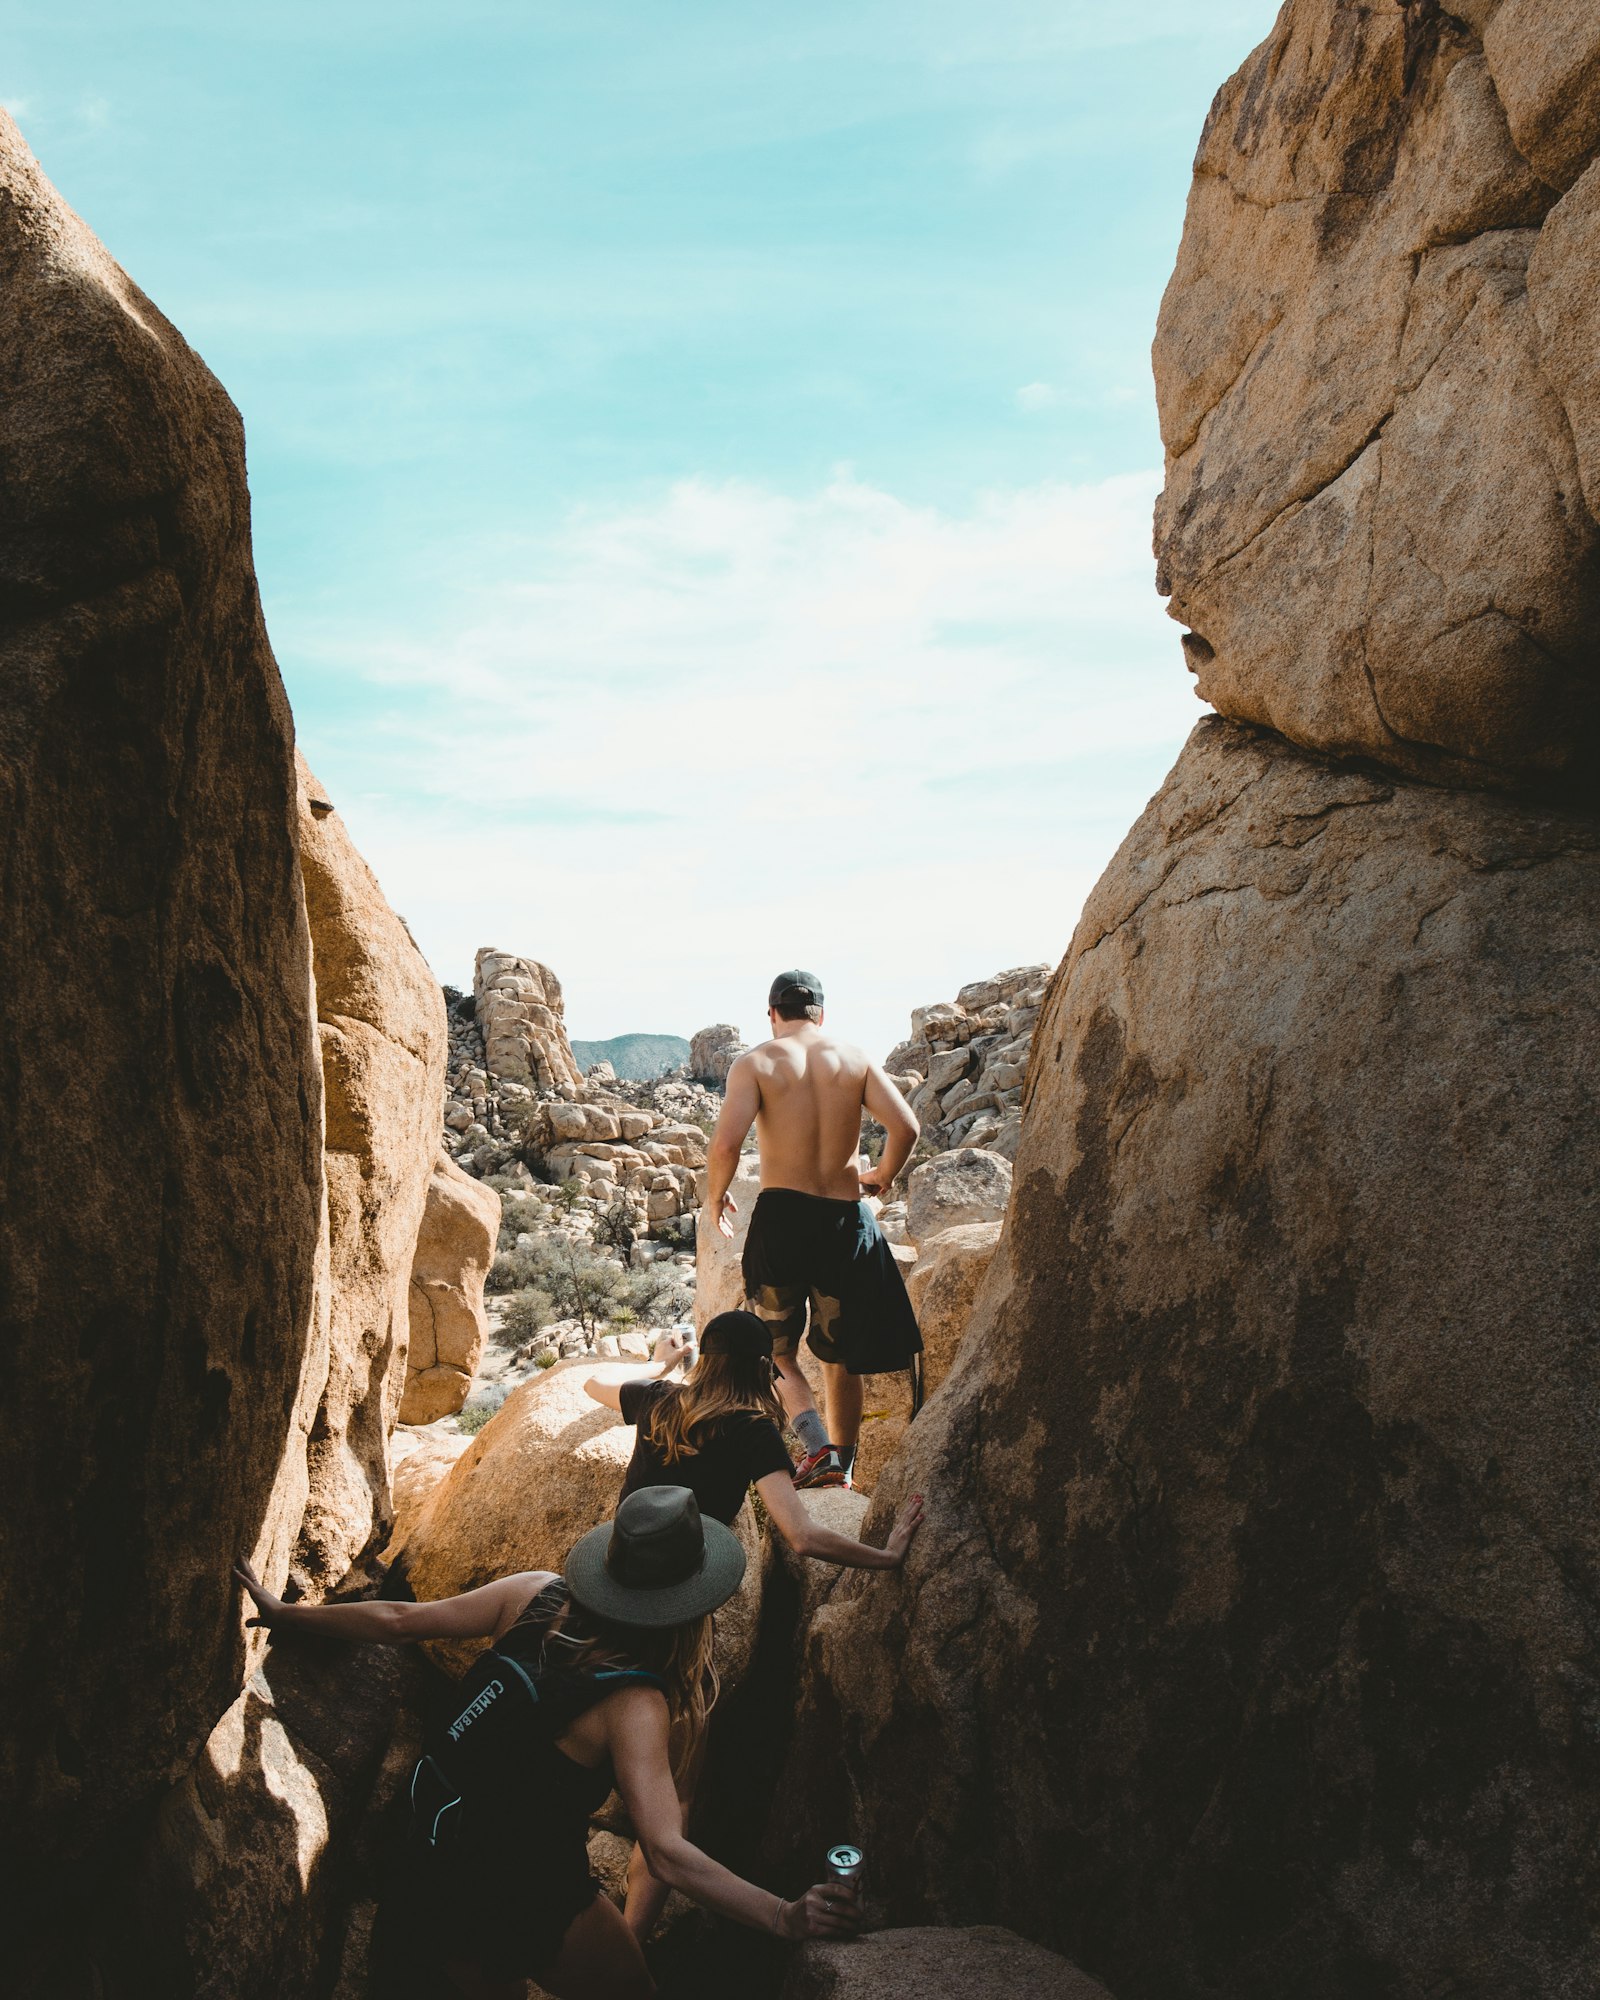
[738,1025,875,1201]
[706,998,920,1231]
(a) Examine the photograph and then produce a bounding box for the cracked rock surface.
[1154,0,1600,791]
[772,717,1600,1998]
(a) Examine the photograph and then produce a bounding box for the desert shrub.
[496,1192,549,1252]
[591,1200,638,1251]
[501,1288,555,1347]
[457,1384,507,1435]
[607,1305,638,1333]
[556,1177,587,1211]
[488,1245,550,1293]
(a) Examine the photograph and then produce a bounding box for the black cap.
[700,1310,775,1363]
[768,968,824,1009]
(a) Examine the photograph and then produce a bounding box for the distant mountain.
[570,1032,690,1081]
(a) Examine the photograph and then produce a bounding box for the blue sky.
[7,2,1278,1055]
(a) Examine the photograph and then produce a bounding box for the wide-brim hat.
[564,1485,746,1628]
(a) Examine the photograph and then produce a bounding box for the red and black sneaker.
[792,1446,851,1490]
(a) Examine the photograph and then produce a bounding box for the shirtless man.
[704,969,922,1489]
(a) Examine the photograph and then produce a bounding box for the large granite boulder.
[781,1929,1115,2000]
[689,1022,747,1087]
[904,1148,1012,1245]
[295,755,446,1586]
[0,110,327,1966]
[693,1157,764,1330]
[775,718,1600,1998]
[399,1359,763,1686]
[400,1155,500,1423]
[903,1221,1002,1398]
[474,945,584,1094]
[1153,0,1600,793]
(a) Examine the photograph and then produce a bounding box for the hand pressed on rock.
[715,1191,739,1240]
[234,1557,286,1630]
[885,1492,925,1566]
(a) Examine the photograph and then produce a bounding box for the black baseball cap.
[700,1310,775,1363]
[768,968,824,1009]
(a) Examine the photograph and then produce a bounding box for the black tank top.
[421,1583,663,1871]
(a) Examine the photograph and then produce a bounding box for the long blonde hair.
[650,1345,784,1465]
[513,1584,718,1781]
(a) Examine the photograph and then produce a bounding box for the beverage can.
[825,1843,863,1886]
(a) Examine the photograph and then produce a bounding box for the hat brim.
[563,1512,746,1628]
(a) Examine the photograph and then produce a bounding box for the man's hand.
[859,1164,892,1201]
[716,1190,739,1240]
[885,1492,925,1566]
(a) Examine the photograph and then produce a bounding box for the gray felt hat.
[563,1486,746,1628]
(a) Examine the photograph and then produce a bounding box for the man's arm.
[860,1062,919,1197]
[706,1053,761,1239]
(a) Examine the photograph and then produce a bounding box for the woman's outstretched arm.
[755,1478,923,1570]
[607,1685,859,1942]
[234,1560,555,1643]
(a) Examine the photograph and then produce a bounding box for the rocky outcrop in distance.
[883,965,1049,1164]
[689,1020,748,1086]
[443,947,710,1237]
[474,945,584,1094]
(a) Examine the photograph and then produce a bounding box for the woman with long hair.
[584,1309,924,1564]
[235,1486,858,2000]
[584,1310,922,1943]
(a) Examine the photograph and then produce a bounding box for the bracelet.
[771,1897,788,1935]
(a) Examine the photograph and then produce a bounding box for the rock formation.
[295,755,446,1584]
[1153,0,1600,794]
[400,1156,501,1423]
[474,945,585,1094]
[689,1021,747,1087]
[903,1147,1013,1246]
[776,8,1600,1996]
[902,1221,1002,1394]
[884,965,1049,1162]
[442,953,709,1236]
[781,723,1600,1993]
[0,109,329,1976]
[781,1929,1115,2000]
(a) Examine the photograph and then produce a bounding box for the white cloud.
[1015,381,1060,411]
[293,469,1199,1055]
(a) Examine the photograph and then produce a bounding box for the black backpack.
[409,1644,664,1851]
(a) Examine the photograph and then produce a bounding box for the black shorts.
[375,1833,599,1988]
[741,1188,922,1376]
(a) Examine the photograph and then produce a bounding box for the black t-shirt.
[618,1379,792,1525]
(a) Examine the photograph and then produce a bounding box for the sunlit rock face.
[0,106,326,1962]
[1153,0,1600,793]
[294,753,447,1587]
[775,718,1600,1998]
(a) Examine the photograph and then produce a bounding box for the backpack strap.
[590,1667,666,1694]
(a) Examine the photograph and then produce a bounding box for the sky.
[6,2,1280,1057]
